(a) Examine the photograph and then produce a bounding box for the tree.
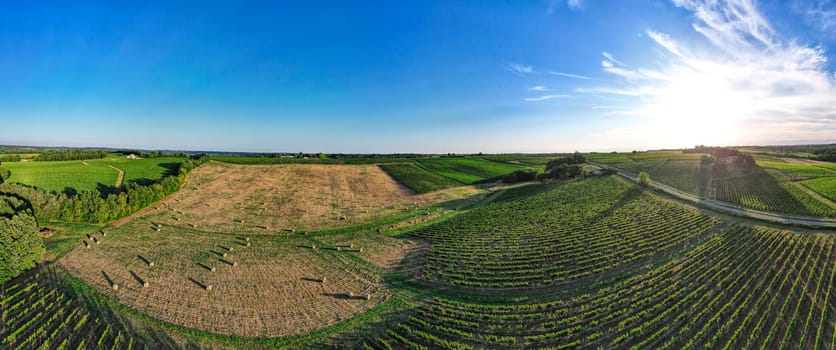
[317,153,327,160]
[637,171,651,186]
[0,195,43,283]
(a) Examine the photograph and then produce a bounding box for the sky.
[0,0,834,153]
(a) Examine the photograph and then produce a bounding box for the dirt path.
[108,165,125,189]
[587,161,836,229]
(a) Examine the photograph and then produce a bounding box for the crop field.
[411,176,722,288]
[379,164,463,194]
[365,225,836,349]
[59,217,399,337]
[587,152,708,194]
[414,158,533,184]
[590,151,836,217]
[143,162,477,234]
[802,177,836,202]
[0,267,151,350]
[2,157,183,193]
[715,167,836,217]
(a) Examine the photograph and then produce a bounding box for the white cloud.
[546,71,594,80]
[602,52,624,65]
[529,85,549,91]
[585,0,836,147]
[568,0,584,10]
[524,94,573,102]
[796,0,836,34]
[506,63,534,75]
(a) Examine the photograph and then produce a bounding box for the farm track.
[588,161,836,228]
[108,165,125,189]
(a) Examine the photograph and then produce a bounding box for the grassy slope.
[3,157,183,193]
[415,158,532,184]
[379,164,463,194]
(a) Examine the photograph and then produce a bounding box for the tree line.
[35,150,109,161]
[0,193,43,283]
[0,155,208,223]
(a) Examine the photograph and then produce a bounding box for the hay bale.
[347,291,354,298]
[245,237,251,242]
[246,242,251,247]
[100,231,107,237]
[228,246,234,252]
[320,276,327,283]
[311,245,317,250]
[94,238,100,245]
[232,261,238,267]
[155,227,161,232]
[83,241,90,248]
[206,285,213,291]
[148,262,155,267]
[336,247,341,251]
[142,282,149,288]
[222,252,228,257]
[359,247,364,253]
[364,293,371,300]
[112,284,119,291]
[283,228,295,233]
[210,266,216,272]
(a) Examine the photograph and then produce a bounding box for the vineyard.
[802,177,836,202]
[364,225,836,349]
[379,164,463,194]
[0,267,151,350]
[590,151,836,218]
[586,152,708,195]
[715,167,836,217]
[410,176,721,288]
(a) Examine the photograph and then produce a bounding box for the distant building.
[126,154,140,159]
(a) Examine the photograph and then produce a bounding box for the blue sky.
[0,0,834,153]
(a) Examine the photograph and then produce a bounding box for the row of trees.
[0,194,44,283]
[0,155,208,223]
[35,150,109,161]
[541,153,587,180]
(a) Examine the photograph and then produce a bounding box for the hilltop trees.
[540,153,586,180]
[0,194,43,283]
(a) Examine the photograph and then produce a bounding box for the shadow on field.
[158,162,180,177]
[97,183,119,196]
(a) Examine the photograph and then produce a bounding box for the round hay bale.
[148,262,155,267]
[245,237,250,242]
[232,261,238,267]
[142,282,149,288]
[349,243,354,248]
[311,245,317,250]
[321,276,327,283]
[206,285,213,291]
[210,266,216,272]
[95,240,100,245]
[347,291,354,298]
[101,231,107,236]
[359,247,364,253]
[228,246,234,252]
[222,252,228,257]
[364,293,371,300]
[112,284,119,291]
[155,228,161,232]
[246,242,251,247]
[336,247,341,251]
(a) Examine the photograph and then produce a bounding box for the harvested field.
[145,162,459,234]
[60,219,388,337]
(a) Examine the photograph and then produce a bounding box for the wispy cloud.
[506,63,535,75]
[546,71,594,80]
[568,0,584,10]
[528,85,549,91]
[524,94,573,102]
[584,0,836,146]
[795,0,836,34]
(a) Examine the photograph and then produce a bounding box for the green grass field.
[3,157,183,193]
[378,164,463,193]
[801,177,836,202]
[415,158,534,184]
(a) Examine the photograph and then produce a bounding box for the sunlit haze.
[1,0,834,152]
